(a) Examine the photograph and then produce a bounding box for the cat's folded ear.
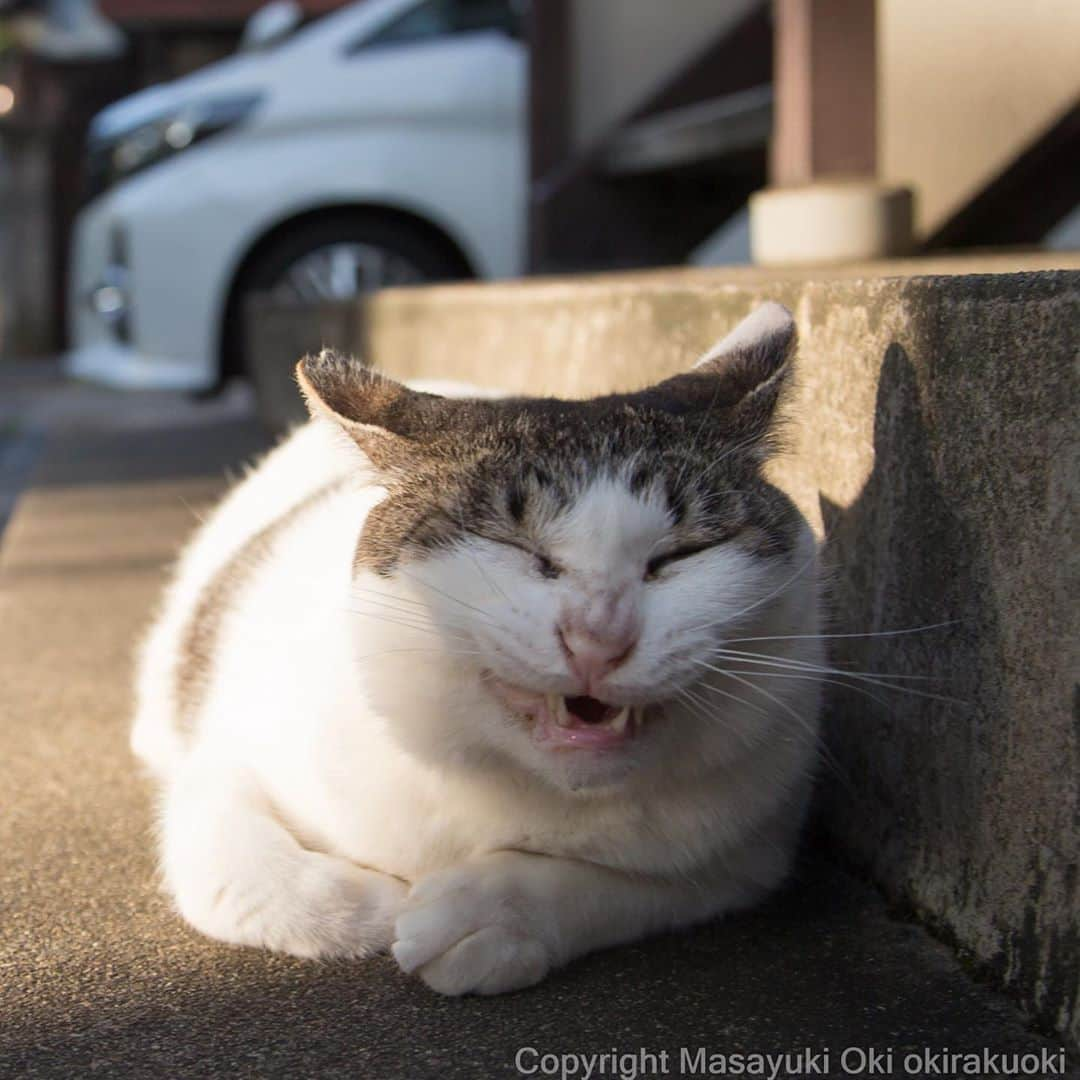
[295,350,438,467]
[653,301,797,454]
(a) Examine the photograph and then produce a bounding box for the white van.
[67,0,526,392]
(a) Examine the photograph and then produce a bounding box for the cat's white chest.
[291,726,716,883]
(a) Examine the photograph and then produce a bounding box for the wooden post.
[772,0,877,186]
[750,0,912,263]
[526,0,572,271]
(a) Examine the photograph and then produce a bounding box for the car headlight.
[84,91,264,202]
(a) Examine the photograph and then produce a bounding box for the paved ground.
[1,372,1074,1079]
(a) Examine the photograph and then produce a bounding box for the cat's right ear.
[295,350,435,468]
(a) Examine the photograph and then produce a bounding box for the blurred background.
[0,0,1077,420]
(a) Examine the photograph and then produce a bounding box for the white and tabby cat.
[132,302,823,995]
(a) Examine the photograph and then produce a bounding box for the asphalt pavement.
[1,373,1073,1079]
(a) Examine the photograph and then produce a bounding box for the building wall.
[879,0,1080,237]
[569,0,760,151]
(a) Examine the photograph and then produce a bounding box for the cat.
[132,301,823,995]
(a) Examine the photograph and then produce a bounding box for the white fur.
[134,377,823,995]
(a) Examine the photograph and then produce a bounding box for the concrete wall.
[569,0,758,151]
[340,255,1079,1046]
[879,0,1080,237]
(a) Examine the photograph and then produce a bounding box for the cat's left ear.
[695,301,796,376]
[664,301,798,452]
[295,350,441,468]
[693,300,796,410]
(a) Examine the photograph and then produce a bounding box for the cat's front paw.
[392,856,553,995]
[175,851,408,960]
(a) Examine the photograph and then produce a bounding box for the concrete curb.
[340,261,1078,1047]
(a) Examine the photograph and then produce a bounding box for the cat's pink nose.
[558,625,637,687]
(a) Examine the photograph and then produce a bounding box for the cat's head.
[297,303,818,794]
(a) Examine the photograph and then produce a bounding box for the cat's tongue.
[538,694,638,750]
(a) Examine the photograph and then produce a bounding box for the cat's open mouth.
[485,676,645,751]
[486,678,643,747]
[538,694,645,751]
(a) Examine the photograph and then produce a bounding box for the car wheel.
[235,214,471,431]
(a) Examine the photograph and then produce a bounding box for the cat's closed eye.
[644,544,714,581]
[475,532,562,579]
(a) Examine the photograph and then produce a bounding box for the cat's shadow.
[809,340,1001,900]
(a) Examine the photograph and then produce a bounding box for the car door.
[329,0,527,275]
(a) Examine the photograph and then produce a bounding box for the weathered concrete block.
[346,257,1078,1045]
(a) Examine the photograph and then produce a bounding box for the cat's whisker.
[686,545,820,634]
[698,662,892,712]
[676,684,722,720]
[348,586,489,642]
[689,678,801,756]
[639,484,747,563]
[350,612,460,636]
[711,646,939,682]
[394,565,502,628]
[349,585,440,615]
[699,434,760,476]
[668,406,716,498]
[347,614,446,637]
[675,686,759,750]
[455,502,515,609]
[670,389,757,496]
[673,688,715,727]
[695,668,853,793]
[354,646,484,662]
[708,649,966,705]
[699,651,965,706]
[468,549,512,608]
[350,582,430,602]
[348,592,468,629]
[682,433,762,497]
[683,679,769,721]
[719,619,962,646]
[346,609,471,641]
[348,592,435,616]
[176,493,209,525]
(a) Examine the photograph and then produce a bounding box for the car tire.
[233,213,472,432]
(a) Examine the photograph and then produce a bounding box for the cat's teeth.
[609,706,630,734]
[548,694,572,727]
